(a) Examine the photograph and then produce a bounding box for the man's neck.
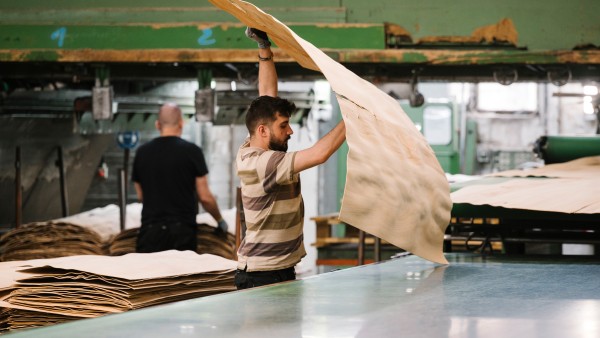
[160,130,181,137]
[248,137,268,150]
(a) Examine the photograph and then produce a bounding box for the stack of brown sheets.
[0,251,237,333]
[107,224,236,260]
[0,259,76,332]
[0,222,105,262]
[106,228,138,256]
[453,156,600,214]
[197,224,237,260]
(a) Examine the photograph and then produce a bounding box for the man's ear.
[155,120,161,131]
[257,124,268,137]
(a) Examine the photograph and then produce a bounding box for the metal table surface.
[8,254,600,338]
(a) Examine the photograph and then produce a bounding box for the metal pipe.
[448,235,600,245]
[229,124,235,209]
[123,148,130,204]
[374,237,381,262]
[56,146,69,217]
[358,229,365,265]
[15,146,22,228]
[503,237,600,244]
[118,169,126,231]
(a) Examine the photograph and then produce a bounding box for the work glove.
[215,219,229,236]
[245,27,271,49]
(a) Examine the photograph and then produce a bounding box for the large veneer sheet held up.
[209,0,452,264]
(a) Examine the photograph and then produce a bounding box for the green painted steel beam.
[1,0,599,52]
[0,24,384,51]
[1,0,598,51]
[344,0,599,51]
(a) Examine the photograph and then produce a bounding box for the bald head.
[156,103,183,136]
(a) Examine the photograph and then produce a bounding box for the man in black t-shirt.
[132,102,228,253]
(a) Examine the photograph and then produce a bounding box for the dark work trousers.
[136,219,197,253]
[234,266,296,290]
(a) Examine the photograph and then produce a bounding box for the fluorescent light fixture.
[583,102,595,115]
[583,85,598,96]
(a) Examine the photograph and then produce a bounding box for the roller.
[533,135,600,164]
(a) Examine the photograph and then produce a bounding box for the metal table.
[9,254,600,337]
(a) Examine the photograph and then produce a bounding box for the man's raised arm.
[246,27,277,97]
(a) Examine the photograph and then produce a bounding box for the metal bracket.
[493,66,518,86]
[92,66,114,120]
[195,68,215,122]
[409,68,424,107]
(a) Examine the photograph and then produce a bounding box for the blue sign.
[117,131,140,149]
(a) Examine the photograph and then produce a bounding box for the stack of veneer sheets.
[106,228,138,256]
[0,250,237,333]
[107,224,237,260]
[0,222,105,262]
[196,224,236,260]
[0,205,238,262]
[54,204,142,241]
[451,156,600,214]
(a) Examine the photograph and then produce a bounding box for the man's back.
[132,136,208,224]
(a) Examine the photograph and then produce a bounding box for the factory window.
[423,106,452,145]
[476,82,538,113]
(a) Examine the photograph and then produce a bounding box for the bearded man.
[234,28,346,289]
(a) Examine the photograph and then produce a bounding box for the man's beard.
[269,135,290,152]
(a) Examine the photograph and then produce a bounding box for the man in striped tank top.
[234,28,346,289]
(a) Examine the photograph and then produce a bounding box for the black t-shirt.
[132,136,208,225]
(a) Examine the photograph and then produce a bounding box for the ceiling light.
[583,85,598,96]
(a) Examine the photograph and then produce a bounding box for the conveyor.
[8,253,600,337]
[448,175,600,253]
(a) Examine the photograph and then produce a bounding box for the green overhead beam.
[1,22,598,65]
[0,24,384,51]
[343,0,599,51]
[0,1,598,66]
[1,0,598,51]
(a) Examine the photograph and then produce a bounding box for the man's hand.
[215,219,229,236]
[245,27,271,49]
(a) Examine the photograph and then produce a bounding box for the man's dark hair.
[246,96,296,135]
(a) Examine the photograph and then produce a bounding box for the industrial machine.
[447,136,600,256]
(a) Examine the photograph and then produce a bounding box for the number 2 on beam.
[51,27,67,48]
[198,28,216,46]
